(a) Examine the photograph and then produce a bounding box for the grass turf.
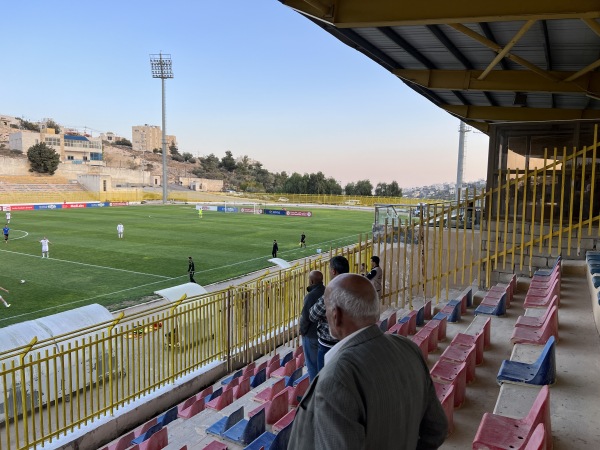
[0,204,373,327]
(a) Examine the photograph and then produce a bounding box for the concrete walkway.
[440,264,600,449]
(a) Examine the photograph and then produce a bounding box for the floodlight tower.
[150,53,174,203]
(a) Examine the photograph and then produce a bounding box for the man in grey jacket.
[289,273,447,450]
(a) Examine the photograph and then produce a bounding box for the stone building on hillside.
[9,129,104,166]
[132,124,177,152]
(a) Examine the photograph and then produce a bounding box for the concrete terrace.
[88,262,600,450]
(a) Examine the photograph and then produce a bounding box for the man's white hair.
[326,273,380,321]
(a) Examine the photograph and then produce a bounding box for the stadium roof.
[278,1,600,133]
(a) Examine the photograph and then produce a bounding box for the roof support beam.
[449,23,560,82]
[478,20,536,80]
[393,69,600,95]
[279,0,600,27]
[443,104,600,122]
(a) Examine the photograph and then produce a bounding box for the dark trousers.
[189,272,196,283]
[317,342,332,372]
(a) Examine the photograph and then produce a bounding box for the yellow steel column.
[530,168,538,273]
[485,189,493,288]
[558,147,567,253]
[567,147,576,255]
[539,149,548,252]
[503,172,510,267]
[549,150,558,252]
[512,170,519,268]
[590,126,598,235]
[578,145,587,254]
[519,168,528,271]
[494,171,502,270]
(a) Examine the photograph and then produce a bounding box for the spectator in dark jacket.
[299,270,325,381]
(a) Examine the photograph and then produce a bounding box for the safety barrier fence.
[1,126,599,449]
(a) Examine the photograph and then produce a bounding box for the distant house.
[9,130,103,165]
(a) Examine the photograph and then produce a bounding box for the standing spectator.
[2,225,9,244]
[5,211,11,223]
[117,223,124,239]
[300,232,306,247]
[40,237,52,258]
[366,255,383,297]
[198,208,203,219]
[288,274,447,450]
[272,239,279,258]
[0,286,10,308]
[188,256,196,283]
[309,255,349,372]
[299,270,325,381]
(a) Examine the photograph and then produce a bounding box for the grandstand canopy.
[278,1,600,133]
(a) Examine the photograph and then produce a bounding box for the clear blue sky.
[1,1,489,188]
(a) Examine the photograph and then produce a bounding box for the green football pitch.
[0,205,373,327]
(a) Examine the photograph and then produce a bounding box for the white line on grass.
[5,230,29,241]
[0,233,364,323]
[0,248,171,279]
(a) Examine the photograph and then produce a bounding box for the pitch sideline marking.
[0,233,363,322]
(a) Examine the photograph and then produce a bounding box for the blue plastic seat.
[131,423,162,445]
[416,305,425,326]
[221,369,243,385]
[284,367,303,387]
[157,406,178,427]
[378,318,388,331]
[206,406,244,436]
[205,386,222,402]
[497,336,556,386]
[279,351,293,367]
[250,367,266,388]
[223,408,266,445]
[243,421,293,450]
[475,293,506,316]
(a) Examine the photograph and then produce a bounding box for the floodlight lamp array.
[150,54,174,79]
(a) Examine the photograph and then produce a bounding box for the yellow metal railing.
[2,125,600,448]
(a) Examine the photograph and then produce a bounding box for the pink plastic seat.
[242,362,256,377]
[295,353,305,368]
[248,390,289,425]
[254,378,285,403]
[433,382,455,435]
[441,342,476,383]
[206,387,233,411]
[431,314,448,341]
[138,427,168,450]
[178,397,205,419]
[273,408,297,433]
[265,359,281,378]
[177,395,197,414]
[524,423,547,450]
[234,376,251,400]
[422,320,443,342]
[253,361,268,376]
[270,359,296,378]
[293,346,303,358]
[430,359,467,408]
[202,441,228,450]
[387,321,410,336]
[400,310,418,334]
[415,325,438,352]
[524,279,560,308]
[387,311,397,330]
[452,332,484,365]
[424,300,432,320]
[106,431,135,450]
[510,306,558,345]
[472,385,551,450]
[487,284,511,308]
[283,373,309,407]
[196,386,213,401]
[516,296,559,328]
[410,333,429,360]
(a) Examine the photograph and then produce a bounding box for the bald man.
[289,274,447,450]
[299,270,325,381]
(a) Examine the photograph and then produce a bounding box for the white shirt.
[324,325,370,366]
[117,224,124,232]
[5,212,10,219]
[40,239,50,251]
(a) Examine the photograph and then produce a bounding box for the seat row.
[472,256,561,449]
[101,348,303,450]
